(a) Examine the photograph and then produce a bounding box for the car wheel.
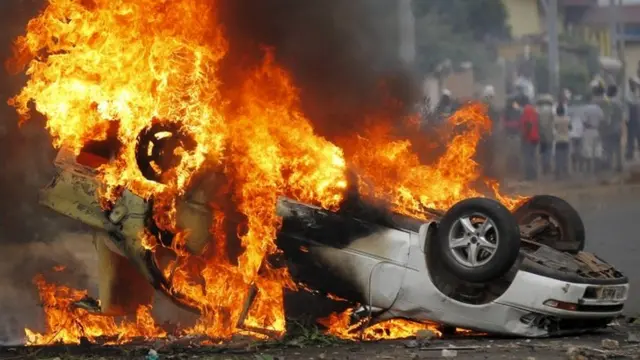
[135,122,196,183]
[437,197,521,283]
[513,195,585,254]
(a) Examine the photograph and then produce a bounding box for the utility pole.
[609,0,626,97]
[398,0,416,66]
[617,0,627,99]
[542,0,560,97]
[609,0,619,59]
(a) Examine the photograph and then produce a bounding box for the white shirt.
[569,107,584,139]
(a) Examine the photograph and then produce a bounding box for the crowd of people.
[422,78,640,182]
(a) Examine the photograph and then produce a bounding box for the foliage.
[531,33,600,97]
[412,0,510,41]
[411,0,510,78]
[558,33,601,76]
[533,54,592,97]
[282,321,346,347]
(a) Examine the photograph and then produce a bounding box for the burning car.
[38,122,629,339]
[277,195,628,338]
[7,0,628,342]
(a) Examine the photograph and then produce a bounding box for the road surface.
[583,193,640,316]
[2,325,640,359]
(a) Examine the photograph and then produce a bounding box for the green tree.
[412,0,510,41]
[412,0,509,79]
[534,55,592,97]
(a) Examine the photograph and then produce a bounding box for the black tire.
[437,197,521,283]
[513,195,585,254]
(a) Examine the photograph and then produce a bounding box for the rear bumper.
[521,257,629,285]
[401,270,627,337]
[496,270,628,319]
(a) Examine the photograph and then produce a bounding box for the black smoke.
[216,0,421,141]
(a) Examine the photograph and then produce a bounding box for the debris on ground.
[5,323,640,360]
[566,344,626,360]
[441,348,458,358]
[416,329,438,341]
[567,346,599,360]
[404,340,418,349]
[146,349,159,360]
[600,338,619,349]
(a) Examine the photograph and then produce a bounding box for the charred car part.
[275,195,628,338]
[39,132,629,337]
[135,120,197,183]
[515,195,585,254]
[40,143,208,316]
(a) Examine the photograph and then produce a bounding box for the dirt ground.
[2,322,640,360]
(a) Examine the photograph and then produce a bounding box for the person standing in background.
[604,84,624,172]
[520,95,540,181]
[536,94,555,176]
[560,88,572,109]
[503,95,523,179]
[480,86,499,178]
[435,89,454,125]
[569,104,585,174]
[592,81,611,172]
[483,86,500,126]
[626,78,640,161]
[554,103,571,179]
[582,82,606,175]
[417,96,431,130]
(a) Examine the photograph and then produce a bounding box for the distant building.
[562,0,612,59]
[502,0,607,52]
[499,0,607,93]
[582,3,640,80]
[503,0,545,38]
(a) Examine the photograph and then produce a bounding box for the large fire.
[26,274,167,345]
[7,0,519,346]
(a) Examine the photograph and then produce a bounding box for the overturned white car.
[275,194,629,337]
[39,125,628,338]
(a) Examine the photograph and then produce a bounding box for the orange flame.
[26,274,166,345]
[343,104,524,216]
[319,309,446,341]
[8,0,520,345]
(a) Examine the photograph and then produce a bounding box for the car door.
[275,197,411,308]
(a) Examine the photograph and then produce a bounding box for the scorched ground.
[6,0,525,345]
